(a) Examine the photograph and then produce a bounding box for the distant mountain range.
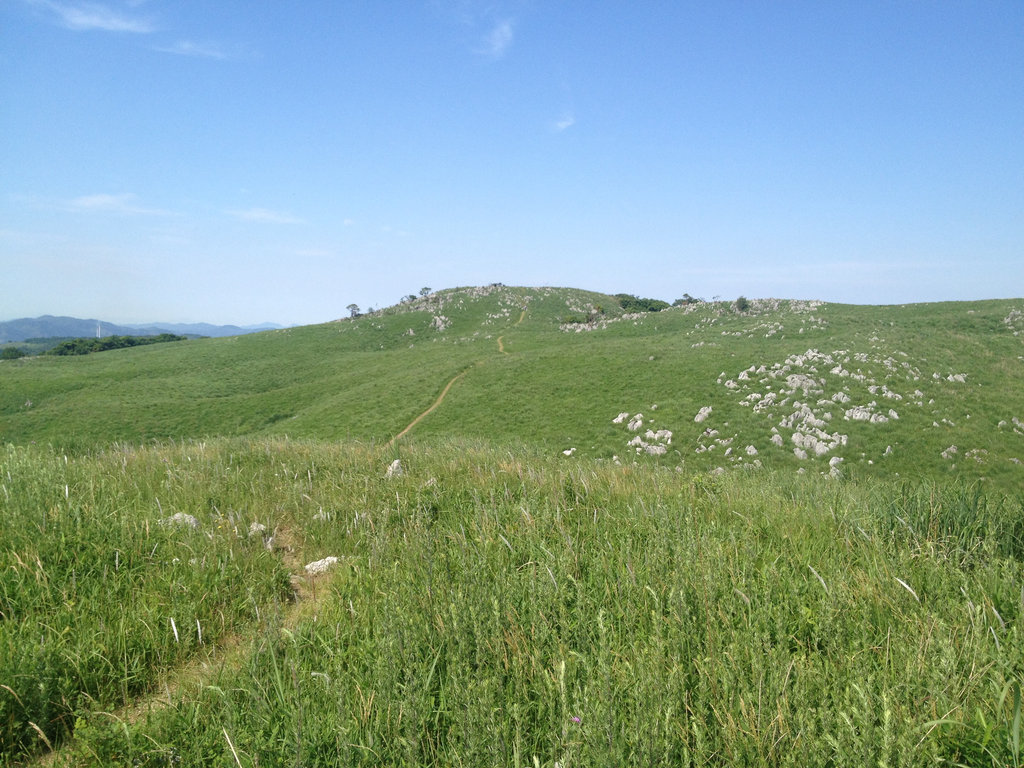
[0,315,283,342]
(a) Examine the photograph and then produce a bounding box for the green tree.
[1,346,26,360]
[419,287,432,297]
[734,295,751,313]
[615,294,669,313]
[346,304,361,318]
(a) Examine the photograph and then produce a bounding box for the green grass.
[0,442,296,764]
[2,287,1022,491]
[2,286,1024,764]
[2,289,1022,491]
[0,438,1017,766]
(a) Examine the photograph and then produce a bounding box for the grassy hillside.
[3,287,1024,765]
[2,286,1023,492]
[2,439,1023,766]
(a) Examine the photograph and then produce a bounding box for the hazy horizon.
[5,287,1024,330]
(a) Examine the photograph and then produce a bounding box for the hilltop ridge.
[1,286,1022,491]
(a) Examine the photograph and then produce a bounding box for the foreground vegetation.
[2,438,1023,766]
[0,441,293,764]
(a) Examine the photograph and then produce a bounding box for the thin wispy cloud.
[553,111,575,132]
[25,2,246,60]
[479,18,514,58]
[154,40,229,60]
[30,0,154,33]
[67,193,172,216]
[227,208,304,225]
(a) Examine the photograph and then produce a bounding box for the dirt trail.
[386,368,470,447]
[32,306,532,764]
[388,306,526,446]
[496,308,526,355]
[32,525,330,766]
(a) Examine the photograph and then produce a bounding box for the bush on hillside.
[672,293,702,306]
[615,294,670,313]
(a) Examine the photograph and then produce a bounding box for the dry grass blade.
[29,721,54,752]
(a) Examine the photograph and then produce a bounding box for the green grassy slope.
[3,288,1024,764]
[2,286,1023,490]
[3,439,1023,766]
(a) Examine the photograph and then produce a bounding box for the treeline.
[614,293,670,313]
[46,333,187,356]
[613,293,709,312]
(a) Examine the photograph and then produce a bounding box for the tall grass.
[0,442,295,764]
[30,438,1024,767]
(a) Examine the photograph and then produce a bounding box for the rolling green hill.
[4,287,1024,765]
[2,285,1023,491]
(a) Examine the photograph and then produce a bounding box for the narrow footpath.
[388,306,526,445]
[386,369,470,448]
[33,524,329,766]
[35,307,533,763]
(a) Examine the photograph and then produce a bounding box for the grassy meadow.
[2,286,1024,765]
[2,287,1022,489]
[1,439,1023,766]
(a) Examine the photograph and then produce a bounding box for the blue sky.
[2,1,1022,325]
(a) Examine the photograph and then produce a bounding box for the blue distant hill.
[0,315,283,342]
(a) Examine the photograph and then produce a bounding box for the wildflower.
[161,512,198,529]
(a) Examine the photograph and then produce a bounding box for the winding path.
[388,307,527,445]
[386,369,471,447]
[33,524,328,766]
[34,304,536,762]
